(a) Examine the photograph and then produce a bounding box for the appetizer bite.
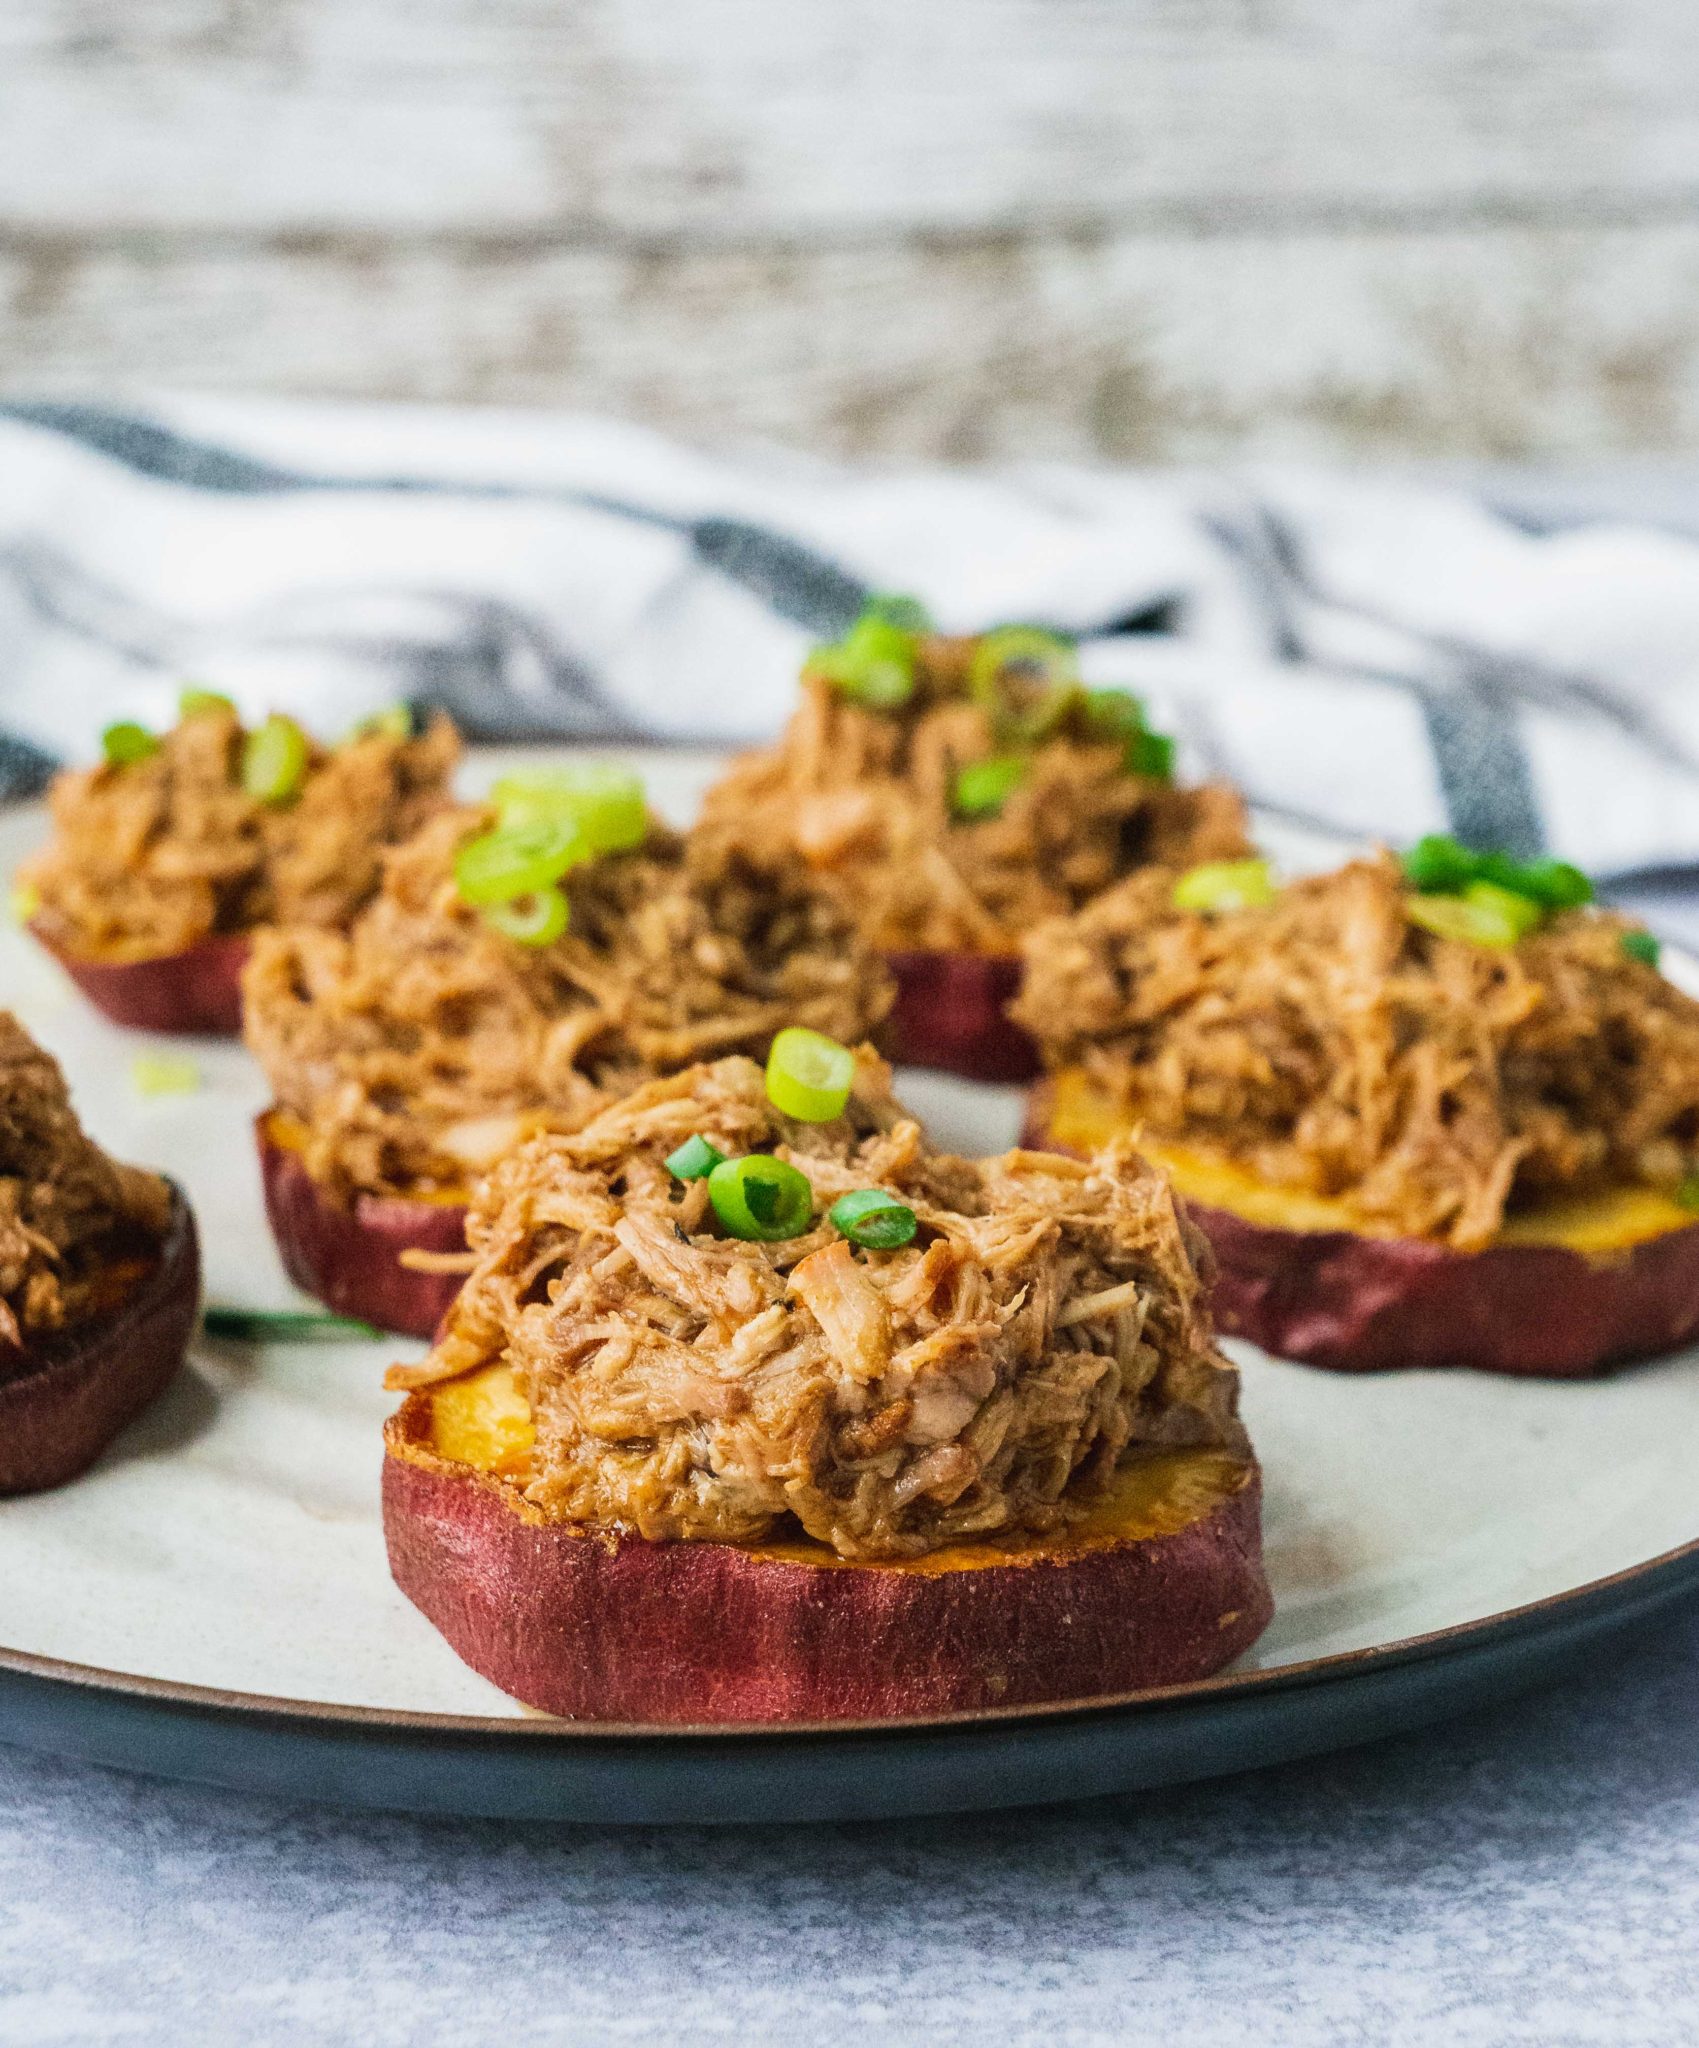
[19,693,457,1034]
[1018,840,1699,1375]
[382,1038,1270,1722]
[244,770,894,1336]
[699,599,1248,1079]
[0,1012,198,1492]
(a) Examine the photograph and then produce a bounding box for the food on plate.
[698,599,1249,1079]
[0,1012,199,1492]
[244,771,895,1335]
[19,693,458,1034]
[1017,838,1699,1375]
[382,1040,1270,1721]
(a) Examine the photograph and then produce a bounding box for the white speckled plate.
[0,753,1696,1823]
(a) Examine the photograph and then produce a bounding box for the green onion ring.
[765,1027,856,1122]
[707,1154,816,1241]
[829,1188,918,1250]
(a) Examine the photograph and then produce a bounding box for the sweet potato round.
[383,1394,1271,1724]
[0,1185,199,1495]
[30,922,249,1036]
[1024,1075,1699,1377]
[883,948,1037,1082]
[255,1112,467,1339]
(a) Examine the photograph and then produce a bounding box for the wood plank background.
[4,1,1698,459]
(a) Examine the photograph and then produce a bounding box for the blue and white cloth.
[4,392,1699,879]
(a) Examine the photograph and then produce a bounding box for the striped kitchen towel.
[3,393,1699,877]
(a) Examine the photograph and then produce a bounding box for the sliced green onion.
[1079,687,1145,742]
[102,721,160,767]
[866,593,932,631]
[349,703,415,741]
[1172,858,1277,914]
[1490,856,1592,910]
[241,714,310,805]
[491,765,647,855]
[1402,834,1482,894]
[178,685,236,719]
[666,1134,727,1182]
[968,626,1081,743]
[1677,1175,1699,1214]
[203,1306,381,1343]
[806,607,921,711]
[131,1052,200,1098]
[481,886,568,947]
[1126,727,1176,782]
[829,1188,918,1250]
[1406,881,1542,949]
[1621,929,1662,970]
[766,1026,856,1122]
[453,818,583,906]
[9,878,40,925]
[952,754,1028,820]
[707,1154,815,1241]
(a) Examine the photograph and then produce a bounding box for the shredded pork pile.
[700,660,1249,953]
[1015,852,1699,1248]
[244,808,895,1201]
[399,1050,1247,1560]
[0,1013,173,1349]
[23,708,459,959]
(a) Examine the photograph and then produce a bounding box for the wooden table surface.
[4,2,1699,463]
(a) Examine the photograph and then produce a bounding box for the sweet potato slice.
[0,1184,199,1494]
[255,1111,467,1339]
[383,1367,1272,1724]
[30,922,249,1037]
[883,949,1037,1082]
[1026,1070,1699,1376]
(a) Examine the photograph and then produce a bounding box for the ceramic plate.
[1,752,1696,1824]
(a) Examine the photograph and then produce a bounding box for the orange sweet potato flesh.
[0,1184,199,1494]
[883,949,1038,1083]
[30,922,250,1037]
[382,1371,1272,1724]
[1025,1072,1699,1377]
[255,1111,467,1339]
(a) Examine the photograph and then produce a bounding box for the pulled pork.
[396,1050,1247,1560]
[22,708,459,959]
[0,1013,173,1349]
[699,655,1249,954]
[1015,851,1699,1248]
[244,807,895,1202]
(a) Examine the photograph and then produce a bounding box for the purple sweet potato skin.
[1021,1080,1699,1377]
[256,1114,467,1339]
[382,1411,1272,1725]
[883,949,1038,1083]
[32,924,249,1037]
[0,1186,199,1495]
[1195,1199,1699,1377]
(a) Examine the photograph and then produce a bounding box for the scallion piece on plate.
[951,754,1028,820]
[102,721,160,767]
[666,1133,728,1182]
[1621,929,1661,970]
[766,1027,856,1122]
[1126,727,1176,782]
[203,1306,382,1342]
[480,886,569,947]
[240,714,310,805]
[131,1053,201,1097]
[1172,857,1277,914]
[1406,881,1543,948]
[806,605,922,711]
[706,1154,815,1241]
[829,1188,918,1250]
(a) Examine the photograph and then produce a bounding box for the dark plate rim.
[3,1525,1697,1743]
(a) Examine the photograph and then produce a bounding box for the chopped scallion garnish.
[829,1188,918,1250]
[666,1134,728,1182]
[102,721,160,768]
[1172,858,1277,914]
[1621,929,1662,970]
[952,754,1028,820]
[706,1155,815,1241]
[240,714,310,805]
[766,1027,856,1123]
